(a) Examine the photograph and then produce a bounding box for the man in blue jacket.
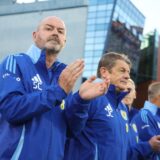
[121,79,160,159]
[122,79,139,122]
[132,82,160,159]
[65,52,160,160]
[0,16,109,160]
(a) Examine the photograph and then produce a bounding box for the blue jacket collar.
[26,44,62,70]
[143,101,159,116]
[106,84,129,109]
[107,84,129,102]
[26,44,42,64]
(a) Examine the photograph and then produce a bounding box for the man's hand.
[59,59,84,94]
[149,135,160,152]
[79,76,110,100]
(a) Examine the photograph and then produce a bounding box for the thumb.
[155,135,160,140]
[87,76,97,83]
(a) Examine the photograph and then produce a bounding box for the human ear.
[100,67,109,79]
[32,31,37,41]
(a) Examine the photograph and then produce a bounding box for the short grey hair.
[97,52,132,77]
[148,82,160,101]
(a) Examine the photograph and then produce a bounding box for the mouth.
[48,37,60,44]
[49,40,59,44]
[120,81,127,85]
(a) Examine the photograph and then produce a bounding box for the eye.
[120,68,125,73]
[58,29,65,34]
[45,27,53,31]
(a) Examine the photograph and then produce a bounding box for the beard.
[45,37,63,54]
[46,43,62,54]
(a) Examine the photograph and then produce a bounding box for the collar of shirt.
[26,44,41,64]
[106,84,129,108]
[107,84,129,102]
[26,44,62,71]
[143,100,160,116]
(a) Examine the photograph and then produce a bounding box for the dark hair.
[97,52,132,77]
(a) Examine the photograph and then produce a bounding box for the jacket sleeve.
[128,138,153,160]
[132,110,159,141]
[127,123,154,160]
[65,92,90,136]
[0,55,67,124]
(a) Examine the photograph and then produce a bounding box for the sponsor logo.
[2,73,10,78]
[141,124,150,129]
[105,104,114,117]
[2,73,21,81]
[31,74,42,91]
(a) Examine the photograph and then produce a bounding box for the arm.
[65,92,90,136]
[128,139,153,160]
[128,136,160,160]
[133,110,159,141]
[0,56,84,124]
[0,56,67,124]
[65,76,110,136]
[127,122,160,160]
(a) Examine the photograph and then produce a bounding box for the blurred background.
[0,0,160,109]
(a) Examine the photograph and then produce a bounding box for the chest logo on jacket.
[60,100,65,110]
[120,110,128,121]
[31,74,43,91]
[105,104,114,117]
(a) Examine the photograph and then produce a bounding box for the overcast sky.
[131,0,160,34]
[17,0,160,34]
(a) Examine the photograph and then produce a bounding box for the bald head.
[33,16,66,54]
[148,82,160,101]
[37,16,66,31]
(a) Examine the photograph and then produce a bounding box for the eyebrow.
[45,24,65,30]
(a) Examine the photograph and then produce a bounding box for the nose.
[125,71,130,80]
[51,28,59,36]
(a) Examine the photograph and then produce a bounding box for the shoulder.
[1,53,29,64]
[0,53,33,74]
[133,109,151,124]
[91,95,109,106]
[89,95,109,115]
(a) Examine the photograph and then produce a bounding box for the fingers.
[71,61,84,80]
[155,135,160,140]
[66,59,84,74]
[92,77,110,93]
[66,59,84,83]
[149,135,160,152]
[100,82,108,94]
[59,59,84,94]
[87,76,97,83]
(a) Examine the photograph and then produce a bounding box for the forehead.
[113,59,130,71]
[40,17,66,29]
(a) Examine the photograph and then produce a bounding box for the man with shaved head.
[132,82,160,159]
[0,16,109,160]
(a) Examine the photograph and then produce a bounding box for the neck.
[128,105,132,110]
[46,51,58,68]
